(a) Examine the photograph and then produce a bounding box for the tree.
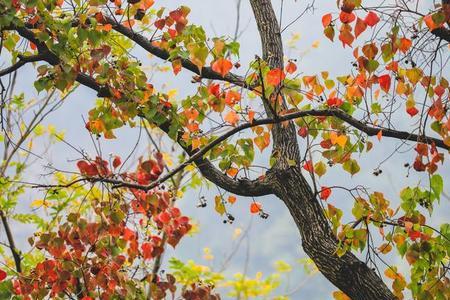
[0,0,449,299]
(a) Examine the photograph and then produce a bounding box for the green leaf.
[430,174,443,200]
[366,60,379,73]
[343,159,360,175]
[314,161,327,177]
[371,103,381,114]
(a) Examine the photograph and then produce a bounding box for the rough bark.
[249,0,396,299]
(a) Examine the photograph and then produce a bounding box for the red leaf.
[303,160,314,172]
[320,186,332,200]
[413,158,426,172]
[141,242,153,260]
[327,97,343,107]
[364,11,380,27]
[154,19,165,29]
[285,61,297,74]
[208,83,220,97]
[378,74,391,93]
[298,126,308,138]
[320,139,332,149]
[158,211,171,224]
[266,68,285,86]
[250,202,262,214]
[169,9,183,22]
[322,13,332,27]
[339,11,356,24]
[0,269,6,282]
[212,58,233,77]
[406,106,419,117]
[76,161,98,176]
[354,17,367,38]
[113,156,122,169]
[408,230,421,241]
[415,143,428,156]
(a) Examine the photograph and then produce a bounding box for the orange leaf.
[248,110,255,123]
[377,130,382,141]
[184,107,199,121]
[339,28,354,48]
[254,132,270,152]
[322,13,332,27]
[225,90,241,106]
[227,167,238,177]
[339,11,355,24]
[228,195,237,204]
[423,15,437,31]
[398,38,412,53]
[266,68,286,86]
[250,202,262,214]
[224,110,239,125]
[378,243,392,254]
[212,58,233,77]
[102,24,112,31]
[285,61,297,74]
[354,17,367,38]
[122,19,135,28]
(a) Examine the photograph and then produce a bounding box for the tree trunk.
[248,0,396,299]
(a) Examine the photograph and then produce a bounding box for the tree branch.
[431,27,450,42]
[6,24,269,197]
[104,16,250,89]
[0,53,47,77]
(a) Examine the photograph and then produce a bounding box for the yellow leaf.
[254,132,270,152]
[30,199,46,208]
[214,195,225,215]
[167,89,178,99]
[384,268,398,280]
[162,152,173,167]
[396,81,407,95]
[330,132,348,147]
[405,68,422,85]
[333,291,351,300]
[378,243,392,254]
[191,137,201,150]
